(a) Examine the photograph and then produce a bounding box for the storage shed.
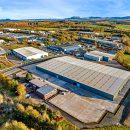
[36,85,57,100]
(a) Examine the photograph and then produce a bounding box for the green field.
[116,24,130,30]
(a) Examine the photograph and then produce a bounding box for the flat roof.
[37,56,130,97]
[91,51,115,57]
[36,85,56,96]
[29,78,47,88]
[62,44,81,50]
[81,38,119,45]
[13,47,48,58]
[85,51,115,58]
[84,52,103,59]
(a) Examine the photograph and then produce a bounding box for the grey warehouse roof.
[37,56,130,96]
[87,51,115,59]
[36,85,56,96]
[29,78,47,88]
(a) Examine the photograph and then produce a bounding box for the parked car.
[25,94,31,98]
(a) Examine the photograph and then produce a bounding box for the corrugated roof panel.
[86,73,106,87]
[94,75,111,90]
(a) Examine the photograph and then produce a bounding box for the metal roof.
[13,47,48,58]
[29,78,47,88]
[88,51,115,58]
[37,56,130,96]
[36,85,56,96]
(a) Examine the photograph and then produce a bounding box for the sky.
[0,0,130,19]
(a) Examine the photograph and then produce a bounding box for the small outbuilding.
[36,85,57,100]
[29,78,47,90]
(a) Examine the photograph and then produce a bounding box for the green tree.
[26,73,33,81]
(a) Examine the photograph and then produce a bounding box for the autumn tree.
[16,103,25,112]
[0,94,4,104]
[1,120,33,130]
[122,35,130,46]
[16,84,26,98]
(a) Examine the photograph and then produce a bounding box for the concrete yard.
[49,92,106,123]
[22,63,126,124]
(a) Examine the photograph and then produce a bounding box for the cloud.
[0,0,130,19]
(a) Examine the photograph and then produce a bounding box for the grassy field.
[116,24,130,31]
[85,24,110,29]
[59,120,79,130]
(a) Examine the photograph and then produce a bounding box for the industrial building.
[13,47,48,60]
[47,44,83,54]
[36,56,130,100]
[84,51,115,61]
[29,78,57,99]
[29,78,47,90]
[79,31,100,36]
[0,39,5,44]
[62,44,82,53]
[36,85,57,100]
[0,47,10,55]
[80,38,120,48]
[4,28,20,32]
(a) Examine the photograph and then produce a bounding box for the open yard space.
[7,55,23,66]
[49,92,106,124]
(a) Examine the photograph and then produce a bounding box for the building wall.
[36,89,57,100]
[63,46,81,52]
[13,51,27,60]
[80,38,118,48]
[36,66,115,100]
[13,50,48,61]
[102,56,109,62]
[27,53,48,60]
[84,54,101,61]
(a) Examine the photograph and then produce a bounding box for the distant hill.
[1,16,130,22]
[65,16,130,21]
[0,19,19,22]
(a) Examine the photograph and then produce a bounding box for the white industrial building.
[0,40,5,44]
[4,28,20,32]
[13,47,48,60]
[84,51,115,62]
[62,44,82,53]
[79,31,100,36]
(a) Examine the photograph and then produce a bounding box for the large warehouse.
[36,56,130,100]
[13,47,48,60]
